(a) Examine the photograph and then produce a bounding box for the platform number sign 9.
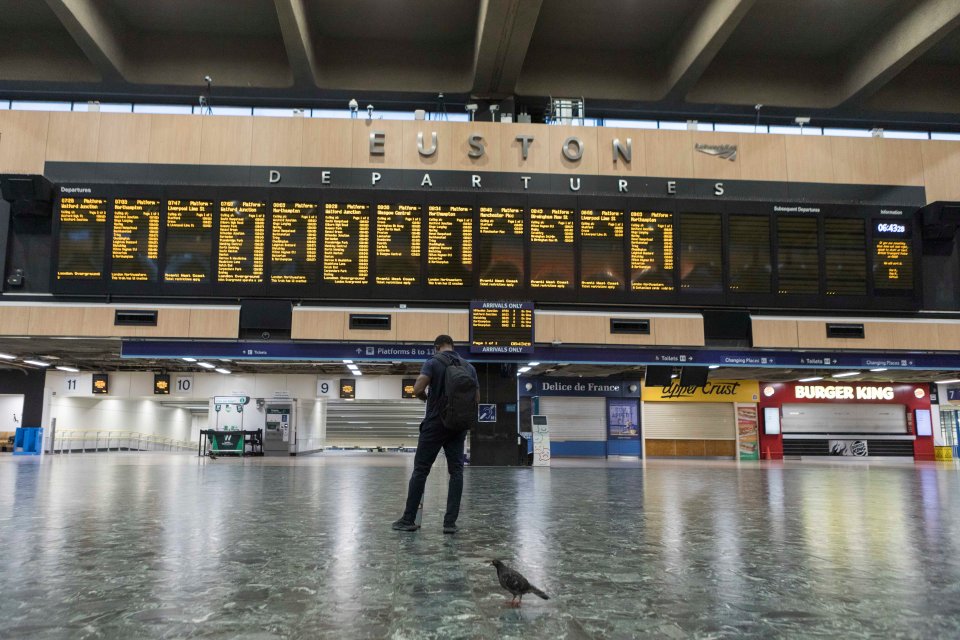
[317,379,337,399]
[173,375,194,395]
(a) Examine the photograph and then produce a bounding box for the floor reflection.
[1,454,959,638]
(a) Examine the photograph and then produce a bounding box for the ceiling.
[0,336,955,385]
[1,1,959,127]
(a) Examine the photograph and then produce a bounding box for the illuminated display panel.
[375,203,421,286]
[323,202,370,285]
[529,206,575,289]
[679,213,722,292]
[217,200,266,283]
[56,196,107,280]
[469,300,534,353]
[580,208,624,290]
[478,206,525,288]
[873,219,913,290]
[630,210,674,292]
[270,201,318,285]
[111,198,160,282]
[728,214,771,294]
[427,205,473,287]
[776,217,819,294]
[824,218,866,295]
[165,199,214,283]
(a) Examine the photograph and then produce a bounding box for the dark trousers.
[402,420,467,527]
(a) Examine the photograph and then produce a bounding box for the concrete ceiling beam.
[43,0,128,83]
[471,0,544,97]
[274,0,321,87]
[659,0,758,102]
[837,0,960,106]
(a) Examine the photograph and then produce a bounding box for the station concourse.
[2,1,960,637]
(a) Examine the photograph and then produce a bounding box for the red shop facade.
[758,382,934,461]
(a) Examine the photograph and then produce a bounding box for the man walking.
[393,334,479,534]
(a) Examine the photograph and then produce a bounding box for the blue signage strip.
[120,340,960,370]
[519,377,642,398]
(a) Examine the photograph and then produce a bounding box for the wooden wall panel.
[27,306,87,336]
[596,127,647,176]
[653,316,705,346]
[188,308,240,338]
[554,314,606,344]
[704,440,737,457]
[97,113,151,163]
[199,117,253,166]
[643,130,694,178]
[250,116,304,167]
[352,119,403,169]
[534,312,556,343]
[937,324,960,351]
[0,110,50,173]
[291,309,345,340]
[921,140,960,202]
[401,121,454,171]
[784,136,834,184]
[751,319,799,348]
[301,118,353,168]
[46,112,100,163]
[675,440,706,456]
[148,115,201,164]
[877,139,924,186]
[606,326,657,345]
[343,313,396,341]
[738,134,788,181]
[644,440,676,457]
[548,125,599,175]
[447,312,469,343]
[80,307,115,336]
[795,320,942,351]
[0,306,32,334]
[691,132,741,180]
[396,311,455,342]
[831,137,880,185]
[452,121,501,173]
[499,122,550,174]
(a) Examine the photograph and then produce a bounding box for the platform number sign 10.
[173,376,194,395]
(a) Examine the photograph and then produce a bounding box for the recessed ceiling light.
[798,376,823,382]
[869,368,888,372]
[528,362,541,367]
[181,357,197,362]
[197,362,216,369]
[215,368,231,374]
[0,353,16,360]
[23,359,51,367]
[343,360,354,364]
[936,378,960,384]
[708,365,720,369]
[832,371,860,378]
[219,359,231,363]
[518,366,531,373]
[55,365,80,373]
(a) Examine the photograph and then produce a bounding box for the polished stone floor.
[2,453,960,639]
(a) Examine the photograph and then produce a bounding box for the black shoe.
[443,524,458,534]
[392,519,419,532]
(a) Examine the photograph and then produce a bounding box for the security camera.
[366,104,374,120]
[348,99,358,111]
[260,331,271,340]
[204,75,212,84]
[754,104,763,111]
[465,103,478,112]
[795,116,811,125]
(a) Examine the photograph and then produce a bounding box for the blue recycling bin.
[13,427,43,456]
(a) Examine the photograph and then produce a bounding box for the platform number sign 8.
[174,376,194,395]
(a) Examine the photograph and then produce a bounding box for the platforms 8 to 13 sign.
[469,301,534,354]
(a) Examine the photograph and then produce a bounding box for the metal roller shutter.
[325,400,424,448]
[539,397,606,441]
[643,402,735,439]
[780,403,907,434]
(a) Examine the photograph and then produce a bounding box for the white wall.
[49,396,193,441]
[297,399,325,453]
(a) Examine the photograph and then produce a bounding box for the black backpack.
[436,352,478,432]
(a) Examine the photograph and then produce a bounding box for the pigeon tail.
[530,586,549,600]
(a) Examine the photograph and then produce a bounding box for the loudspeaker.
[644,365,673,387]
[240,299,292,339]
[0,175,52,204]
[679,366,709,387]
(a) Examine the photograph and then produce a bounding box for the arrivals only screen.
[51,187,920,310]
[470,300,534,353]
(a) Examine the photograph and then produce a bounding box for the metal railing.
[50,430,194,454]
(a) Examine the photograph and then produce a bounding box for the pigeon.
[490,560,549,607]
[208,452,218,460]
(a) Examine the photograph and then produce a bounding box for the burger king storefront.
[642,381,762,460]
[758,382,935,461]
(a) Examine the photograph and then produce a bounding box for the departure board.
[479,206,524,288]
[469,300,534,354]
[728,214,771,293]
[873,220,913,290]
[324,203,370,285]
[111,198,160,282]
[776,217,819,294]
[218,201,266,283]
[824,218,866,295]
[679,213,722,292]
[375,204,421,286]
[580,208,624,290]
[165,199,214,283]
[529,206,575,289]
[630,210,674,291]
[56,196,107,280]
[270,202,318,284]
[427,205,473,286]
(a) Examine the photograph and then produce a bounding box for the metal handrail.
[51,429,194,454]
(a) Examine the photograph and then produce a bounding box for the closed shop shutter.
[643,402,735,439]
[780,403,907,434]
[539,397,606,441]
[325,400,424,448]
